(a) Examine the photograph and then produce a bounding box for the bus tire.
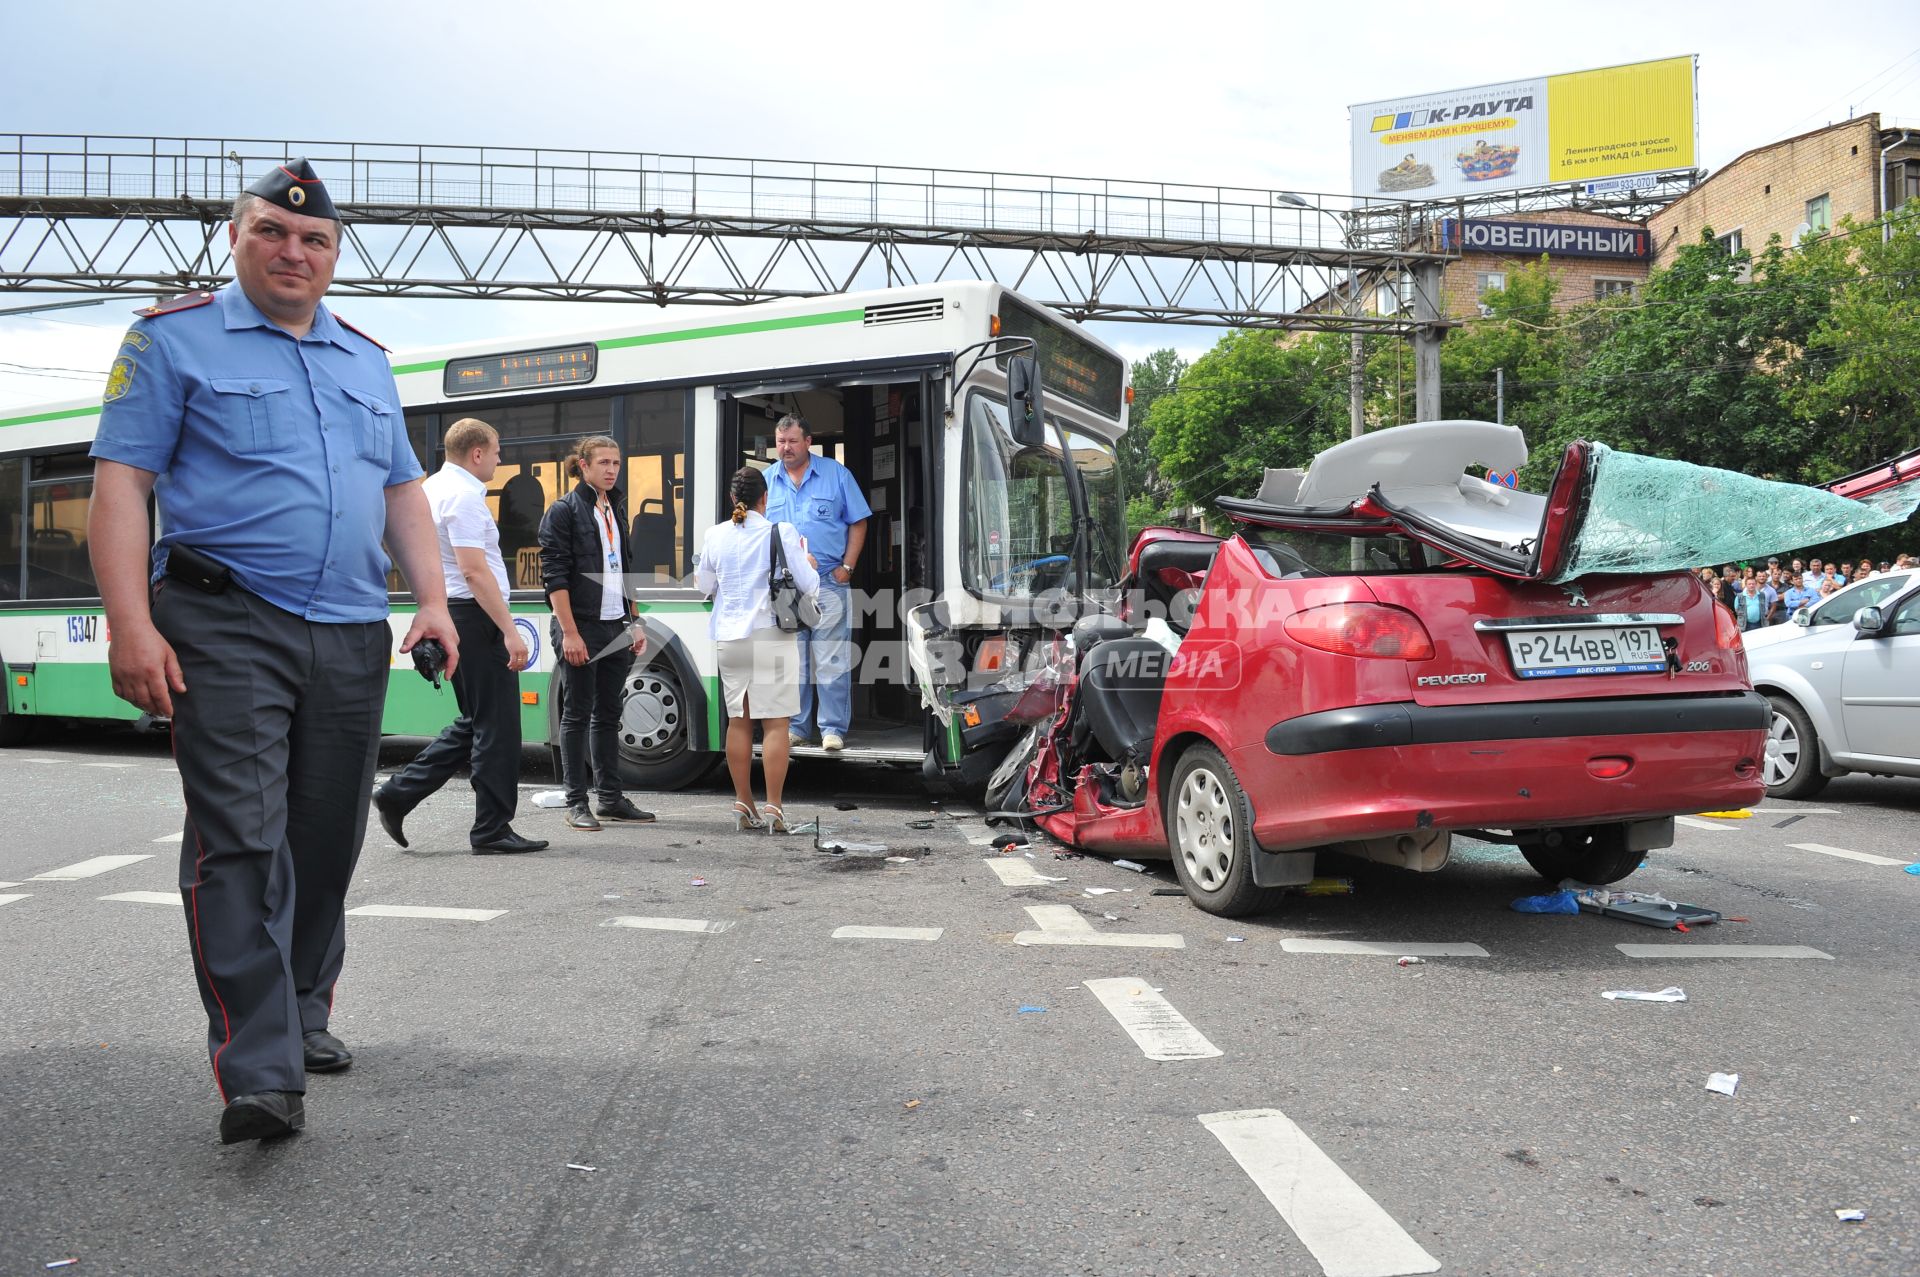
[617,660,717,792]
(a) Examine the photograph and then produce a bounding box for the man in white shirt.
[373,420,547,855]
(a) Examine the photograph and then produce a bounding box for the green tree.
[1436,258,1567,438]
[1146,330,1348,519]
[1786,202,1920,477]
[1118,348,1186,536]
[1550,229,1841,481]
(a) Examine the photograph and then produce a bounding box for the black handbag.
[768,523,821,633]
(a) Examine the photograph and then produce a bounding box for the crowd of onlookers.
[1698,553,1916,631]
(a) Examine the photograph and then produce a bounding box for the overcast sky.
[3,0,1918,409]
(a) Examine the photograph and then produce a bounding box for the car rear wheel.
[1166,744,1286,918]
[1763,694,1830,800]
[1518,825,1643,885]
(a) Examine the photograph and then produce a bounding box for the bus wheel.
[616,661,716,791]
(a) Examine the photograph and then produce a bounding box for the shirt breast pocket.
[342,386,399,465]
[811,497,837,523]
[208,378,295,454]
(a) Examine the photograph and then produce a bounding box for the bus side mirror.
[1007,355,1048,448]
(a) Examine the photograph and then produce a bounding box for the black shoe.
[219,1091,305,1144]
[566,803,601,832]
[302,1029,353,1074]
[473,830,549,855]
[594,797,656,823]
[372,786,410,849]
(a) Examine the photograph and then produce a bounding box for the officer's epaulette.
[137,291,217,318]
[333,314,390,352]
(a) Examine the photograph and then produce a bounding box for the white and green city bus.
[0,282,1130,792]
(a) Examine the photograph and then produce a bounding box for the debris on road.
[565,1163,600,1173]
[1084,887,1119,896]
[690,878,708,887]
[816,837,889,855]
[884,856,914,864]
[1835,1209,1866,1222]
[45,1262,80,1271]
[834,802,859,811]
[1017,1005,1047,1014]
[1151,887,1184,896]
[1397,956,1423,966]
[991,833,1028,852]
[903,1099,921,1110]
[530,790,568,808]
[906,819,937,829]
[1905,863,1920,876]
[1298,877,1355,895]
[1705,1072,1740,1097]
[1696,809,1752,819]
[1112,859,1148,873]
[1602,987,1687,1002]
[1225,935,1245,943]
[1512,889,1580,914]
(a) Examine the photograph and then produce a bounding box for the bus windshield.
[961,393,1125,601]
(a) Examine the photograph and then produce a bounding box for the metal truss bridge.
[0,134,1484,335]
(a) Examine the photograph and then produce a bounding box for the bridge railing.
[0,134,1429,251]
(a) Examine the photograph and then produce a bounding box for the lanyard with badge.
[597,499,620,576]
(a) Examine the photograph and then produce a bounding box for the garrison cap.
[243,157,339,220]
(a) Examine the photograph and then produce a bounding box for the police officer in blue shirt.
[87,159,459,1145]
[765,414,870,751]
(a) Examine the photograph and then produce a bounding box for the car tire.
[1518,825,1643,885]
[1763,694,1830,800]
[1166,744,1286,918]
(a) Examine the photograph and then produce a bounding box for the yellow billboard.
[1547,56,1696,183]
[1351,55,1696,198]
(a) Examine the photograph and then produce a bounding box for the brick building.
[1648,114,1920,263]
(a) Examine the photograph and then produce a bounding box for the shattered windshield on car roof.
[1551,444,1920,583]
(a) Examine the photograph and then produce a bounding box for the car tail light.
[1712,600,1741,652]
[1284,603,1435,660]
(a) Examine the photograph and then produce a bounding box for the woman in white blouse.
[695,467,821,833]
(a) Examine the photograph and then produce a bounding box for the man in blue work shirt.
[87,159,458,1145]
[765,414,870,751]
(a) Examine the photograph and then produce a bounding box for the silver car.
[1744,568,1920,797]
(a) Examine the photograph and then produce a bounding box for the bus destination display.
[995,300,1125,419]
[444,343,598,396]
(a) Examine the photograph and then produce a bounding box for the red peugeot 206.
[991,420,1785,916]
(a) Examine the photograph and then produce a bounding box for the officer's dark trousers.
[154,581,388,1100]
[380,600,521,844]
[555,616,634,806]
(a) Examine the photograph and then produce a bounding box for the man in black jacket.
[538,434,655,832]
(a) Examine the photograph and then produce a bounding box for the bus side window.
[24,451,96,600]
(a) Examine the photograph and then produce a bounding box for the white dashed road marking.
[346,905,506,922]
[78,761,139,768]
[152,832,184,843]
[956,823,998,846]
[1279,939,1489,958]
[1617,943,1833,959]
[601,916,735,935]
[1083,978,1223,1061]
[0,894,30,907]
[831,925,944,941]
[31,854,154,881]
[1200,1107,1441,1277]
[984,858,1067,886]
[1675,816,1735,832]
[1014,904,1184,949]
[1747,807,1838,815]
[0,881,19,890]
[1788,843,1907,867]
[100,891,179,906]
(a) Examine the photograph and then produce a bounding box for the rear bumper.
[1241,693,1768,852]
[1265,691,1768,755]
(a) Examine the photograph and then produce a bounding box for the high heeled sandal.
[731,800,763,831]
[761,803,788,835]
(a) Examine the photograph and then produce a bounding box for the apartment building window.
[1715,229,1744,255]
[1475,271,1506,295]
[1903,160,1920,204]
[1593,278,1637,301]
[1805,193,1831,234]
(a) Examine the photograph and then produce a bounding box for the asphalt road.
[2,724,1915,1277]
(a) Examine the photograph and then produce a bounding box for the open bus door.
[715,365,944,767]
